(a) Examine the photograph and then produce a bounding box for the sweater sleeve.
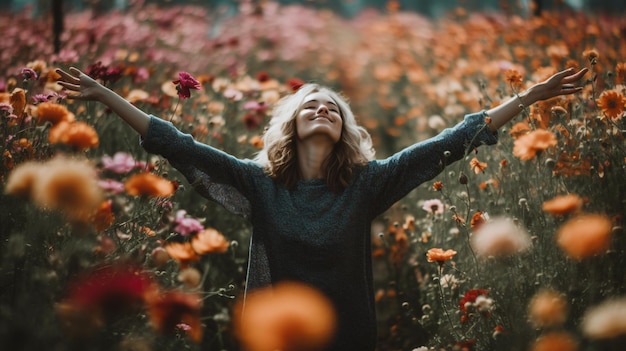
[364,111,498,217]
[141,115,254,218]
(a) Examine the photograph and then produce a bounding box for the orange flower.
[164,242,200,268]
[426,248,457,264]
[92,199,115,232]
[616,62,626,85]
[36,102,75,125]
[528,289,568,328]
[432,181,444,191]
[596,89,626,119]
[125,172,175,198]
[191,228,229,254]
[583,48,599,63]
[530,332,578,351]
[469,157,487,174]
[8,156,103,222]
[508,122,531,139]
[9,88,26,117]
[504,69,523,89]
[556,214,612,260]
[513,129,557,160]
[249,135,264,149]
[146,291,203,343]
[233,282,336,351]
[34,157,103,221]
[542,194,583,216]
[470,211,486,230]
[49,121,100,149]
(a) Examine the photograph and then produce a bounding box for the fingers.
[55,68,80,85]
[562,67,589,84]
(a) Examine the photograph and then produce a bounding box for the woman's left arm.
[486,68,588,131]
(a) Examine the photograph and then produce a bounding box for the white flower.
[582,297,626,339]
[471,217,531,258]
[475,295,495,313]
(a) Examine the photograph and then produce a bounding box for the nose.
[317,104,329,114]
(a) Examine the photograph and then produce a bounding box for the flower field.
[1,2,626,350]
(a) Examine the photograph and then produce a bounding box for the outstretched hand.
[56,67,103,101]
[530,67,589,102]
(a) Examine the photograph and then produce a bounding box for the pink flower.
[20,68,38,80]
[101,152,138,174]
[421,199,445,215]
[98,179,126,194]
[174,210,204,236]
[173,72,201,99]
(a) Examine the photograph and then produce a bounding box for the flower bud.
[459,172,468,185]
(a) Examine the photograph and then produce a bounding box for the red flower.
[286,77,305,92]
[173,72,202,99]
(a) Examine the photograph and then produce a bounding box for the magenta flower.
[173,210,204,236]
[101,152,138,174]
[173,72,201,99]
[20,68,38,80]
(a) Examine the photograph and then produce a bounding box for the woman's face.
[295,91,343,144]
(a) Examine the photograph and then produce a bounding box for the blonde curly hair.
[254,84,375,191]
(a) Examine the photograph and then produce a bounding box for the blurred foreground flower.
[57,265,156,336]
[146,290,203,343]
[556,213,612,260]
[48,121,100,150]
[581,297,626,339]
[5,156,103,222]
[513,129,557,160]
[36,101,75,125]
[173,72,202,99]
[527,289,568,328]
[470,217,531,259]
[530,332,578,351]
[542,194,583,216]
[234,282,336,351]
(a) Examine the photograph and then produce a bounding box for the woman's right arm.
[56,67,150,137]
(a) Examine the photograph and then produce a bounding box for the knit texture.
[142,111,497,350]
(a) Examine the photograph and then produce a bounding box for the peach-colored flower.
[471,217,531,258]
[191,228,230,254]
[8,157,103,222]
[582,48,599,63]
[504,69,523,89]
[513,129,557,160]
[556,214,612,260]
[233,282,336,351]
[4,161,40,198]
[542,194,583,216]
[530,332,578,351]
[426,248,457,263]
[164,242,200,268]
[469,157,487,174]
[581,297,626,339]
[125,173,175,198]
[34,157,103,221]
[509,122,531,139]
[528,289,568,328]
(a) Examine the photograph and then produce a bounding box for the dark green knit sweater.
[142,111,497,350]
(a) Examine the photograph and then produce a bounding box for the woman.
[56,66,587,350]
